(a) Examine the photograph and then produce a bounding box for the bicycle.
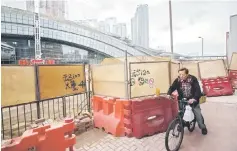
[165,98,197,151]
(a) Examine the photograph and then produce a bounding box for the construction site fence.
[1,64,92,140]
[92,58,234,99]
[2,54,236,140]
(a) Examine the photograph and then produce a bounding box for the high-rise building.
[113,23,127,38]
[2,0,68,19]
[98,21,111,33]
[131,4,149,48]
[75,19,99,29]
[26,0,68,19]
[228,14,237,64]
[105,17,117,32]
[1,0,27,10]
[75,18,127,38]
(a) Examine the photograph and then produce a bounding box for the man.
[167,68,208,135]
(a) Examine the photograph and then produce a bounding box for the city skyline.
[68,0,237,56]
[75,17,128,38]
[2,0,68,19]
[26,0,68,19]
[2,0,237,55]
[131,4,149,48]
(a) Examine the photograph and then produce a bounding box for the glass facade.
[1,6,153,64]
[1,37,105,64]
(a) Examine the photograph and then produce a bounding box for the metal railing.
[180,55,227,61]
[1,91,92,140]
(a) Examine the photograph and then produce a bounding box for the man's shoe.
[202,128,208,135]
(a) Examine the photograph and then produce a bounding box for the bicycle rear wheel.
[165,118,184,151]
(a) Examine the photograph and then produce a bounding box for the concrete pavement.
[74,95,237,151]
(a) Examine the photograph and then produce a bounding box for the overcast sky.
[68,0,237,56]
[2,0,237,56]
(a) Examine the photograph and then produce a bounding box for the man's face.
[178,70,188,80]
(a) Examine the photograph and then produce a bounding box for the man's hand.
[166,95,173,100]
[188,99,196,104]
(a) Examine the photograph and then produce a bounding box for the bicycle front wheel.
[165,118,184,151]
[188,119,196,132]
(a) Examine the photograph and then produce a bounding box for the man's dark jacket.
[167,75,202,106]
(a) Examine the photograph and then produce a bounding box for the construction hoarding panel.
[171,62,180,83]
[230,52,237,70]
[198,60,227,79]
[1,66,36,106]
[153,57,171,61]
[181,61,200,79]
[130,61,170,98]
[92,63,126,98]
[38,65,86,100]
[100,56,170,65]
[100,58,122,64]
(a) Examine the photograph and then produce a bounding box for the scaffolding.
[34,0,41,59]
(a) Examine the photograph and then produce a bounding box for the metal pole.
[124,47,129,99]
[202,38,204,56]
[87,64,91,112]
[226,32,229,64]
[198,37,204,56]
[169,0,174,54]
[35,65,41,119]
[34,0,42,60]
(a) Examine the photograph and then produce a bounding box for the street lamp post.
[169,0,174,54]
[198,37,204,56]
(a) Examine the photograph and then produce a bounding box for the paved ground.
[74,95,237,151]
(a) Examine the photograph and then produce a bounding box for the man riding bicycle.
[167,67,208,135]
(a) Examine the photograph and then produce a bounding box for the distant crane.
[34,0,42,60]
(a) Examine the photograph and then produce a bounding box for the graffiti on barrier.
[63,73,86,91]
[131,69,150,77]
[130,69,154,88]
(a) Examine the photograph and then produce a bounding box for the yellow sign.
[1,66,36,106]
[38,65,86,100]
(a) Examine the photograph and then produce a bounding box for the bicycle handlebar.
[166,95,190,104]
[179,98,189,104]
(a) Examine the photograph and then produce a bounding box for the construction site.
[1,53,237,151]
[1,1,237,151]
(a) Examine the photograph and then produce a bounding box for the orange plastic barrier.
[1,131,38,151]
[122,96,175,138]
[92,95,104,112]
[2,118,76,151]
[36,118,76,151]
[92,96,125,137]
[229,70,237,89]
[202,77,234,97]
[92,95,178,138]
[122,100,133,137]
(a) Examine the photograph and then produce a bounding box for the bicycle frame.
[176,99,194,127]
[165,98,197,151]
